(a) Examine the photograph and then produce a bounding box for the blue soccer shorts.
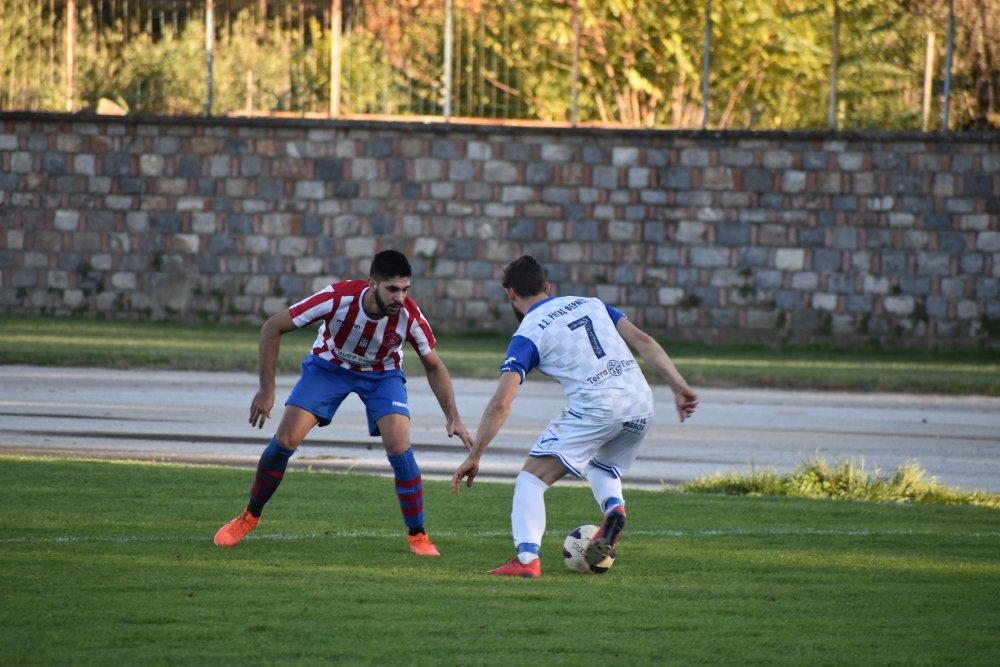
[286,355,410,436]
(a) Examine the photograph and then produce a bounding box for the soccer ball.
[563,524,615,574]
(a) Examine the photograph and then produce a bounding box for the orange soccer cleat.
[407,532,441,556]
[213,509,260,547]
[488,557,541,579]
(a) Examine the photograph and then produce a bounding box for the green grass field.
[3,316,999,664]
[3,457,999,666]
[2,315,998,394]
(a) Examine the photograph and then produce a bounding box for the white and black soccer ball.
[563,524,615,574]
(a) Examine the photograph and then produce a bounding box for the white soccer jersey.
[500,296,654,422]
[288,279,436,372]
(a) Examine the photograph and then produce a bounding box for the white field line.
[3,527,1000,545]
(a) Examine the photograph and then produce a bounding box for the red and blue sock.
[247,437,294,517]
[387,448,425,533]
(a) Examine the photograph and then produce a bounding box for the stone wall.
[1,112,998,348]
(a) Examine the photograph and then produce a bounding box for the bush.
[681,456,1000,509]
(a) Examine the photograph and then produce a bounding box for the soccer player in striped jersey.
[451,255,698,577]
[215,250,474,556]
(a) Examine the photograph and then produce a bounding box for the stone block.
[612,146,639,166]
[717,223,750,246]
[883,295,914,315]
[775,248,805,271]
[762,150,794,169]
[484,160,517,183]
[836,153,865,171]
[704,166,733,190]
[903,230,929,249]
[963,173,995,197]
[173,234,200,254]
[782,170,807,193]
[676,221,707,244]
[690,247,729,267]
[344,236,375,259]
[791,272,818,290]
[916,252,950,275]
[680,148,710,167]
[960,214,990,231]
[975,231,1000,252]
[660,166,692,190]
[54,210,80,231]
[956,299,979,319]
[501,186,534,203]
[851,172,877,195]
[541,144,573,162]
[414,158,442,181]
[812,292,838,311]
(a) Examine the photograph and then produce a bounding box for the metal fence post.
[330,0,342,117]
[942,0,954,130]
[443,0,453,120]
[702,0,711,129]
[205,0,214,116]
[572,0,580,126]
[65,0,76,112]
[828,0,840,130]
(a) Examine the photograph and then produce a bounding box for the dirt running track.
[2,365,999,493]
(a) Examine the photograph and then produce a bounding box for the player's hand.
[249,389,275,429]
[674,387,699,423]
[451,457,480,495]
[447,418,474,452]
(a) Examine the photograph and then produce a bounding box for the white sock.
[586,466,624,513]
[511,470,549,557]
[517,551,539,565]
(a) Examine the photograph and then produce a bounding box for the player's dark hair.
[370,250,412,281]
[501,255,546,297]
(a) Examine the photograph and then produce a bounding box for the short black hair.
[501,255,546,297]
[369,250,412,281]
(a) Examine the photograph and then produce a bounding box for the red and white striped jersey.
[288,279,436,373]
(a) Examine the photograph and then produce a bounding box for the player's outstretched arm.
[419,349,474,450]
[616,317,698,422]
[451,372,521,494]
[249,310,297,429]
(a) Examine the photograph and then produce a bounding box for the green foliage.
[2,0,996,128]
[2,315,999,395]
[682,455,1000,508]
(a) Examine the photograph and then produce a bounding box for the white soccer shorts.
[528,411,650,479]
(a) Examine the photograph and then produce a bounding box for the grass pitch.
[2,315,998,394]
[3,457,999,666]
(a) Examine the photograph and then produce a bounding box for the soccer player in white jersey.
[215,250,473,556]
[451,255,698,577]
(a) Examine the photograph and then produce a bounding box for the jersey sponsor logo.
[623,418,647,434]
[335,317,363,331]
[503,355,517,366]
[585,358,637,384]
[333,347,373,366]
[392,400,408,408]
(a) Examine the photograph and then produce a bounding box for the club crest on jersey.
[384,332,403,348]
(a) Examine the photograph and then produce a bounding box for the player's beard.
[374,287,399,318]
